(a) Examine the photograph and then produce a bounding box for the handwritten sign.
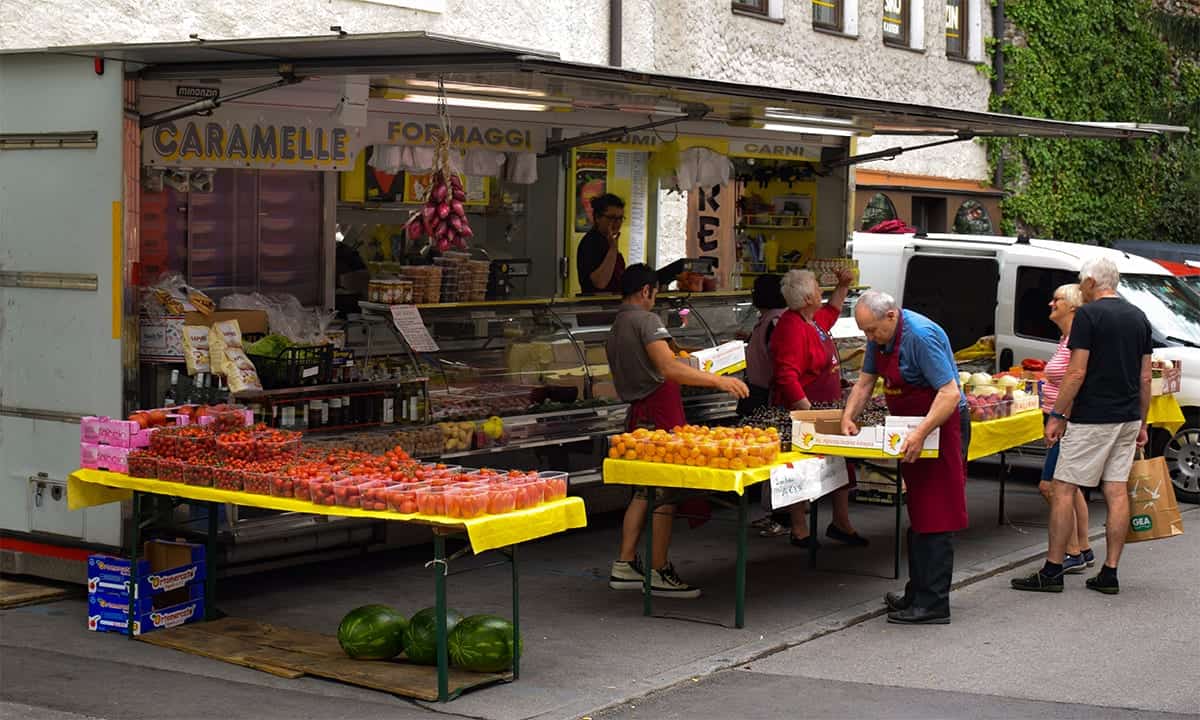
[686,182,736,288]
[389,305,440,353]
[767,457,849,510]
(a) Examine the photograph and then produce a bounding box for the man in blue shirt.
[843,291,970,624]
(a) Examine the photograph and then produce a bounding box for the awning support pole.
[138,73,302,129]
[822,134,974,170]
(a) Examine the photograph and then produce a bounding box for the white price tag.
[768,457,849,510]
[301,366,319,378]
[389,305,440,353]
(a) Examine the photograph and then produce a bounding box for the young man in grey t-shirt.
[605,264,748,599]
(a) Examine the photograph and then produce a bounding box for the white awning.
[16,32,1188,141]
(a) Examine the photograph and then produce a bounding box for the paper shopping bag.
[1125,455,1184,543]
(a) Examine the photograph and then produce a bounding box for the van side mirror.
[998,347,1014,373]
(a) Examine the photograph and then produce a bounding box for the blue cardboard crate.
[88,582,204,615]
[87,592,205,636]
[87,541,205,600]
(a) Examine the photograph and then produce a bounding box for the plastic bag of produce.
[182,325,212,375]
[141,273,215,318]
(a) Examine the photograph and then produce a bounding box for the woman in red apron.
[865,309,970,624]
[771,270,865,548]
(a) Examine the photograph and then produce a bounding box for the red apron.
[626,379,686,432]
[875,315,968,533]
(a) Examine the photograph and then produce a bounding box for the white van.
[850,231,1200,503]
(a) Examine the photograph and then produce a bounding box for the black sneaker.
[1010,570,1064,592]
[1086,572,1120,595]
[650,562,701,599]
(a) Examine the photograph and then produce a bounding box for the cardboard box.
[81,416,104,444]
[680,341,746,375]
[790,410,939,457]
[87,593,205,636]
[88,582,204,616]
[139,310,268,361]
[87,540,206,601]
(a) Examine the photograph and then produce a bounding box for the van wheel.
[1152,411,1200,504]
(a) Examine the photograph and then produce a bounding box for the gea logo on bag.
[1131,514,1153,532]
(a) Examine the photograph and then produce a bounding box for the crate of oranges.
[607,425,780,470]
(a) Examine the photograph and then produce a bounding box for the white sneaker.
[651,562,702,599]
[609,557,646,590]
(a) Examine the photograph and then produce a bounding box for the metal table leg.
[997,452,1008,526]
[642,488,655,617]
[434,534,449,702]
[510,544,520,680]
[894,466,903,580]
[127,491,142,639]
[734,491,748,629]
[808,494,819,569]
[206,501,218,620]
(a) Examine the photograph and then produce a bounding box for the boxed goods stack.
[435,253,472,303]
[465,260,490,302]
[87,540,206,636]
[398,265,442,304]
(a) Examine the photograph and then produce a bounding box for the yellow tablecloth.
[602,452,807,494]
[68,469,586,554]
[1148,394,1186,436]
[968,409,1045,462]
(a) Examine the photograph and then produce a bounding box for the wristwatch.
[1049,411,1068,421]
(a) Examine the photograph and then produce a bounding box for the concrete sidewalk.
[1,471,1175,720]
[600,507,1200,720]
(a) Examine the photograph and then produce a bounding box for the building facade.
[2,0,1001,254]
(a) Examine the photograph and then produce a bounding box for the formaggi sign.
[387,119,538,152]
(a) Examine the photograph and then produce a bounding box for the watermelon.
[403,606,463,665]
[447,614,522,673]
[337,604,407,660]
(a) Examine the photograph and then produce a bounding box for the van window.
[1015,267,1077,341]
[903,254,998,352]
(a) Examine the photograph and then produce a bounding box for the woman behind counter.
[771,269,867,548]
[576,193,626,295]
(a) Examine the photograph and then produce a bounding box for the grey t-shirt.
[606,303,672,402]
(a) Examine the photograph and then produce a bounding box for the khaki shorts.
[1054,420,1141,488]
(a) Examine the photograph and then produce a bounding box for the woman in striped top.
[1040,283,1094,573]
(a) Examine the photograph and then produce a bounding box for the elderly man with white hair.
[1012,256,1152,596]
[842,290,969,625]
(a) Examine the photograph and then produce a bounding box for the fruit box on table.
[80,444,135,473]
[679,341,746,375]
[790,410,939,457]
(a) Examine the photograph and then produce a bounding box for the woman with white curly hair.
[769,267,867,549]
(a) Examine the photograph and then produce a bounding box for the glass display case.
[349,292,756,480]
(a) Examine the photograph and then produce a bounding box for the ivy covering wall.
[986,0,1200,243]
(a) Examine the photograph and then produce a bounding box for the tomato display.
[150,426,215,462]
[539,471,569,502]
[486,485,517,514]
[158,459,186,483]
[184,463,216,487]
[416,486,451,516]
[242,471,274,495]
[126,452,158,479]
[360,481,392,511]
[213,466,243,491]
[446,486,489,519]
